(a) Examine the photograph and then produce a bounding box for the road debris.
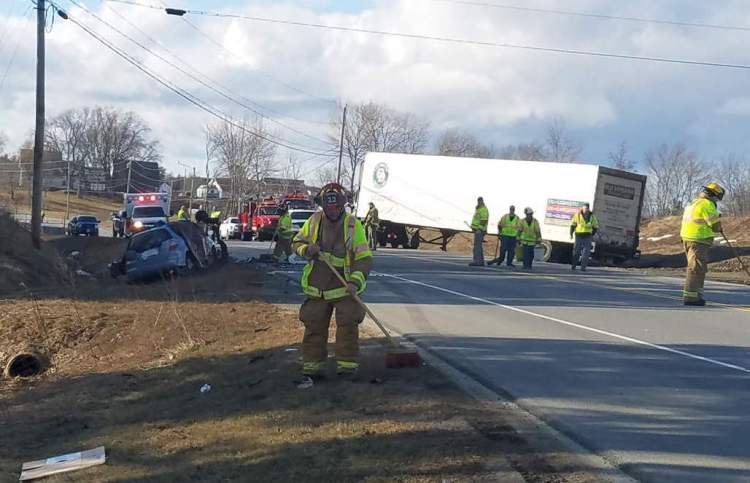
[20,446,106,481]
[199,384,212,394]
[296,376,314,389]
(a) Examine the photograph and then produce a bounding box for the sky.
[2,0,750,182]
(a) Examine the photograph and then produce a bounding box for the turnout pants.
[299,297,366,375]
[500,235,517,266]
[683,241,709,301]
[572,236,593,270]
[273,236,293,260]
[473,230,486,265]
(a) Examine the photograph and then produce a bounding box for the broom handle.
[319,257,398,348]
[721,232,750,279]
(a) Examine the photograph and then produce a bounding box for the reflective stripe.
[303,361,324,375]
[681,198,720,242]
[350,271,366,289]
[337,360,358,372]
[319,252,346,267]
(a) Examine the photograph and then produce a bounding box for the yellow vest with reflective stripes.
[518,218,541,245]
[471,206,489,232]
[680,197,720,244]
[295,212,372,300]
[498,214,522,237]
[571,212,599,234]
[277,213,294,239]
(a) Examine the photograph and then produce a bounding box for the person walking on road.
[292,183,373,380]
[273,206,294,262]
[469,197,489,266]
[364,202,380,251]
[570,203,599,271]
[518,207,541,270]
[680,183,725,306]
[493,205,522,267]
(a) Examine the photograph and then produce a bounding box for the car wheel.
[179,253,198,275]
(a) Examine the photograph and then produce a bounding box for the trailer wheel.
[541,240,554,262]
[409,233,420,249]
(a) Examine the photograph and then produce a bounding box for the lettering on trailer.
[603,182,635,200]
[544,198,587,226]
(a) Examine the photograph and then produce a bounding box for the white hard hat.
[524,207,534,215]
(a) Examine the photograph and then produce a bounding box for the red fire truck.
[252,197,281,241]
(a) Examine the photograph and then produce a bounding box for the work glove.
[306,244,321,259]
[346,282,359,297]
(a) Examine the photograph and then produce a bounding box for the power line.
[65,0,331,150]
[103,0,750,71]
[52,6,331,157]
[102,0,337,108]
[432,0,750,33]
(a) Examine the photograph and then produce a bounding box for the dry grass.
[0,191,121,222]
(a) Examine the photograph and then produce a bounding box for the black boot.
[683,299,706,306]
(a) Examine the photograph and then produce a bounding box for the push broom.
[320,258,421,368]
[721,232,750,281]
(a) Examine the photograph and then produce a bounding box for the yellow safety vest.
[680,197,720,245]
[571,212,599,235]
[518,218,541,246]
[498,214,522,237]
[294,212,372,300]
[471,206,489,232]
[277,213,294,239]
[176,208,188,221]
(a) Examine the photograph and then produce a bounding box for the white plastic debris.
[284,348,299,352]
[199,383,212,394]
[297,377,314,389]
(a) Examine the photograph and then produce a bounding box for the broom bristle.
[385,351,421,368]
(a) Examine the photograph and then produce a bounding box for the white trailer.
[355,152,646,264]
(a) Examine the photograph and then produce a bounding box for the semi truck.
[355,152,647,264]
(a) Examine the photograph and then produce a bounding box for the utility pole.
[30,0,46,249]
[65,159,70,222]
[189,167,195,212]
[125,160,132,193]
[336,104,347,184]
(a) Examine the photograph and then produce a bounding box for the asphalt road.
[228,240,750,483]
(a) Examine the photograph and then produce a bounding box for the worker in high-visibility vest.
[273,206,294,262]
[176,205,189,222]
[680,183,725,306]
[364,202,380,251]
[492,205,522,267]
[570,202,599,272]
[292,183,373,380]
[209,206,222,220]
[518,207,542,270]
[469,197,490,266]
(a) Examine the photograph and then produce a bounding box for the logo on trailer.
[373,162,389,189]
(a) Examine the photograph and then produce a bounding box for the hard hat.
[703,183,725,201]
[524,207,534,215]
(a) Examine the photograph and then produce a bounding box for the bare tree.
[716,154,750,215]
[608,140,636,171]
[496,141,548,161]
[207,116,277,213]
[0,131,7,155]
[643,143,708,217]
[329,102,430,193]
[435,128,494,158]
[545,117,582,163]
[280,154,303,194]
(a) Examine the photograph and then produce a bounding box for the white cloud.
[2,0,750,180]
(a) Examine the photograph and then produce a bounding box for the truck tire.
[410,233,420,249]
[541,240,554,262]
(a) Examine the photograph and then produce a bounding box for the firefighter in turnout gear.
[364,202,380,251]
[680,183,725,306]
[469,197,490,266]
[518,207,542,270]
[292,183,373,379]
[273,206,294,262]
[570,203,599,271]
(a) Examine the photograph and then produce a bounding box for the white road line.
[376,271,750,375]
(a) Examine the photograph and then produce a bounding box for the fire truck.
[252,197,281,241]
[280,191,313,210]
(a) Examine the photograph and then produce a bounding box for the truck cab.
[252,198,281,241]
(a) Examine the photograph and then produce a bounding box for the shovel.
[721,232,750,280]
[319,258,421,368]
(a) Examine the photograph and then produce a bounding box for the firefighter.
[570,202,599,271]
[493,205,522,267]
[518,207,541,270]
[364,202,380,251]
[273,206,294,262]
[469,196,489,266]
[680,183,725,306]
[292,183,373,380]
[176,205,189,222]
[209,206,222,220]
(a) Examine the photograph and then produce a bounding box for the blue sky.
[2,0,750,179]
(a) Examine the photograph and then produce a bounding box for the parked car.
[110,222,227,282]
[219,217,242,240]
[288,209,316,234]
[67,215,100,237]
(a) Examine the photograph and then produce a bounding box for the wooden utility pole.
[125,160,132,193]
[30,0,46,249]
[64,159,70,222]
[336,104,347,184]
[189,167,195,212]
